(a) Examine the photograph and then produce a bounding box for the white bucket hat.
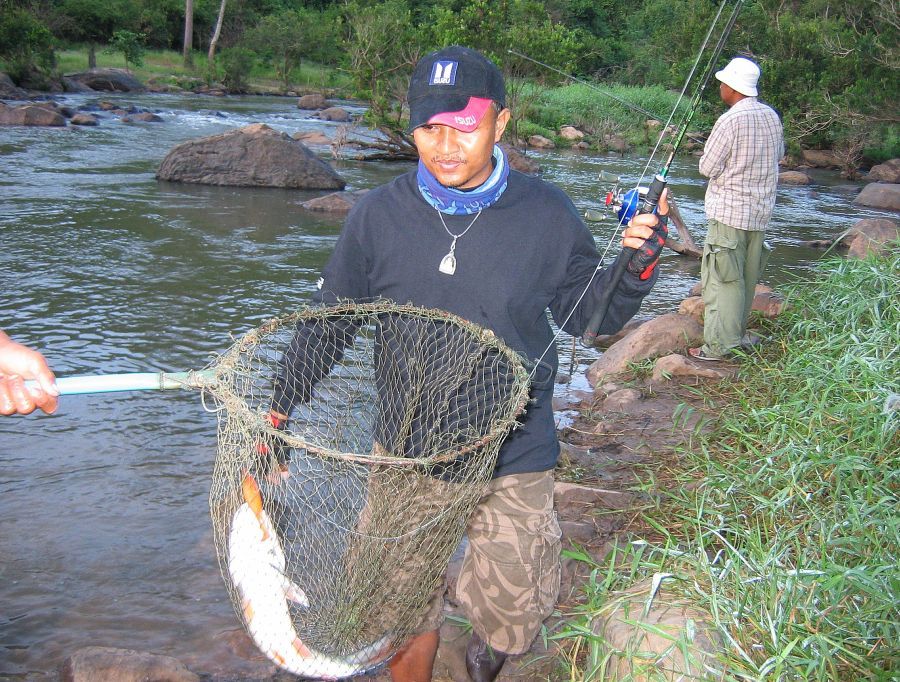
[715,57,760,97]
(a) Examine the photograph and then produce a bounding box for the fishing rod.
[580,0,745,344]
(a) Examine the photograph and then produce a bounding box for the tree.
[344,0,422,157]
[183,0,193,67]
[106,29,146,71]
[0,6,55,84]
[207,0,227,65]
[57,0,138,69]
[245,7,339,92]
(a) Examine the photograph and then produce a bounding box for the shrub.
[0,7,55,83]
[218,47,256,92]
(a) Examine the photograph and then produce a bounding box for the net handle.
[25,369,216,395]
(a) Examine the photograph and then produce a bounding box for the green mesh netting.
[205,301,531,679]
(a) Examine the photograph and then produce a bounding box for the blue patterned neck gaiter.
[416,145,509,215]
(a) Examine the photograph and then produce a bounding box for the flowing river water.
[0,92,892,679]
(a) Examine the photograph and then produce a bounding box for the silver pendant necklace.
[437,209,482,275]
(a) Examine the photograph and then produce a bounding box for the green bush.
[105,30,146,71]
[218,47,256,92]
[0,7,55,83]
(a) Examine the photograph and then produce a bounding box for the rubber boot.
[465,633,507,682]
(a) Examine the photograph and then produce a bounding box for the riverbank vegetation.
[557,252,899,679]
[1,0,897,165]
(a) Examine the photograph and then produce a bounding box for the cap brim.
[407,93,476,133]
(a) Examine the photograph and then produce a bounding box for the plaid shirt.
[700,97,784,231]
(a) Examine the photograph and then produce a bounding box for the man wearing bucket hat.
[300,45,669,681]
[690,56,784,361]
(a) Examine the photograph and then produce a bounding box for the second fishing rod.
[572,0,746,343]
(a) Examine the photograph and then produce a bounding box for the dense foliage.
[1,0,897,159]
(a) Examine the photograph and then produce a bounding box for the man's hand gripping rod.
[581,174,667,344]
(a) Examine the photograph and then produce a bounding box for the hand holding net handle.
[582,174,667,344]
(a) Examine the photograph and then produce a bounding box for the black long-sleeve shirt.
[275,168,656,477]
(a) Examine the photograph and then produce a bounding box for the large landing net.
[206,301,531,679]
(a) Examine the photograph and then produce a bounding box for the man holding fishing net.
[266,46,669,682]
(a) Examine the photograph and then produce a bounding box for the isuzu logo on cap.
[430,61,458,86]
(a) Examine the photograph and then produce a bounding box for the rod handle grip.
[582,246,636,344]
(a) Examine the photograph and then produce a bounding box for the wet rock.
[652,353,736,381]
[157,123,346,190]
[60,646,199,682]
[751,290,784,318]
[0,72,29,99]
[62,76,95,93]
[298,93,329,110]
[845,218,900,258]
[499,143,539,174]
[801,149,840,169]
[779,170,812,184]
[602,388,642,411]
[301,189,370,214]
[70,112,99,126]
[316,106,351,122]
[122,111,163,123]
[586,313,703,386]
[559,125,584,140]
[683,283,782,319]
[66,68,145,92]
[865,159,900,183]
[294,131,331,145]
[677,296,704,323]
[0,102,66,126]
[591,577,723,681]
[589,318,649,349]
[528,134,555,149]
[603,134,628,153]
[853,182,900,212]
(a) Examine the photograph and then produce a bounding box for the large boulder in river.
[845,218,900,259]
[852,182,900,212]
[0,72,29,99]
[586,313,703,386]
[301,189,369,213]
[66,68,145,92]
[0,102,66,126]
[60,646,199,682]
[156,123,346,190]
[865,159,900,183]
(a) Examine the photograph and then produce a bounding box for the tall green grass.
[558,253,899,680]
[523,82,718,148]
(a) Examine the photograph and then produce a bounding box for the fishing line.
[507,49,662,121]
[518,0,743,378]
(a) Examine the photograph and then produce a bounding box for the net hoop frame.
[206,300,533,467]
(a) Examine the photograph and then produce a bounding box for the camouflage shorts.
[417,470,562,655]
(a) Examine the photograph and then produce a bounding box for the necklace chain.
[436,209,482,276]
[437,209,482,240]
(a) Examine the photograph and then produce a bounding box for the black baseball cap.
[407,46,506,132]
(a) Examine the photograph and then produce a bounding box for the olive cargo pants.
[700,219,771,357]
